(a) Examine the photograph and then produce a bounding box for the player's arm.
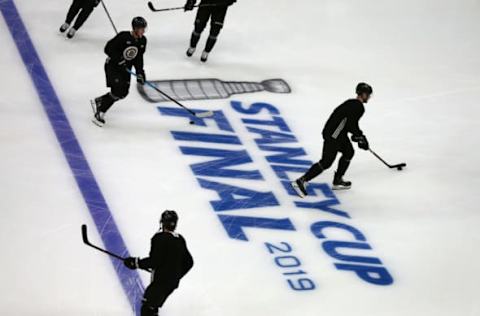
[138,234,164,270]
[134,38,147,84]
[124,235,165,271]
[180,238,194,278]
[104,33,125,66]
[349,105,369,150]
[348,104,364,137]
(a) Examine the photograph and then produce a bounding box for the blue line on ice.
[0,0,144,313]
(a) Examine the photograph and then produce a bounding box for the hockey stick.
[369,149,407,171]
[81,224,126,260]
[147,2,218,12]
[126,69,214,118]
[99,0,118,34]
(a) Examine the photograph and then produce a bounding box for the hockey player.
[184,0,237,62]
[91,17,147,127]
[59,0,100,39]
[291,83,373,197]
[124,210,194,316]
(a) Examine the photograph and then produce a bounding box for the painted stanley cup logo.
[138,78,291,102]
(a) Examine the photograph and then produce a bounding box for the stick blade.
[195,111,214,118]
[81,224,89,244]
[391,163,407,171]
[147,1,156,11]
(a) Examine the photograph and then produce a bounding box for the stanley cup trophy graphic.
[137,78,291,103]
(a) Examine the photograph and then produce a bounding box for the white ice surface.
[1,0,480,315]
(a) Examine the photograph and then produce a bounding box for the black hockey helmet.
[132,16,147,29]
[356,82,373,95]
[160,210,178,230]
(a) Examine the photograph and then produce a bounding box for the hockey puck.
[189,120,195,125]
[397,167,403,171]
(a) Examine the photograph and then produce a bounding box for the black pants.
[97,61,131,113]
[140,282,176,316]
[190,6,229,52]
[65,0,97,30]
[302,136,355,182]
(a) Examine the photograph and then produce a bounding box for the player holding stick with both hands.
[124,210,194,316]
[81,211,193,316]
[91,17,148,127]
[292,83,373,196]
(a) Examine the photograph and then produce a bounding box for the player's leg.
[60,0,82,32]
[140,299,158,316]
[92,64,130,126]
[187,7,211,57]
[141,284,175,316]
[333,137,354,190]
[292,139,338,197]
[70,0,96,34]
[201,6,228,62]
[306,139,338,180]
[92,88,128,126]
[99,83,130,114]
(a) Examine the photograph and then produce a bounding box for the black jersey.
[322,99,365,140]
[138,231,194,287]
[104,31,147,73]
[199,0,236,5]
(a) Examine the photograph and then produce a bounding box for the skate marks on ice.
[157,101,395,293]
[137,78,291,103]
[0,0,144,312]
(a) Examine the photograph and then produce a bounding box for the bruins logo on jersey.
[123,46,139,61]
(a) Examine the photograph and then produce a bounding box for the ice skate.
[291,178,308,198]
[332,172,351,190]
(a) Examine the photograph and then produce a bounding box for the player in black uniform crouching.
[124,210,194,316]
[292,83,373,197]
[59,0,100,38]
[91,17,147,127]
[184,0,236,62]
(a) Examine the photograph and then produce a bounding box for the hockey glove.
[184,0,195,11]
[124,257,139,270]
[358,139,369,150]
[137,71,146,85]
[352,135,369,150]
